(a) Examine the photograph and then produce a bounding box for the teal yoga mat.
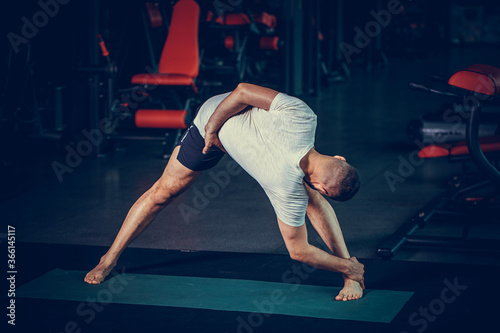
[18,269,413,323]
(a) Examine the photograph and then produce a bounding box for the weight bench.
[378,64,500,258]
[130,0,200,158]
[203,10,279,83]
[418,136,500,160]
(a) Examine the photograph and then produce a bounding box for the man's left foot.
[335,276,363,301]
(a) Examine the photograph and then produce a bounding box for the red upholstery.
[131,0,199,130]
[450,136,500,156]
[254,12,277,29]
[418,145,451,158]
[448,64,500,96]
[224,35,234,50]
[418,136,500,158]
[131,74,196,91]
[135,110,188,129]
[260,36,279,50]
[216,13,251,25]
[132,0,199,88]
[146,2,163,28]
[210,11,276,29]
[159,0,199,77]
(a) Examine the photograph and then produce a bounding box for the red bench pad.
[135,109,188,129]
[132,0,199,88]
[418,136,500,158]
[449,64,500,96]
[208,11,276,29]
[131,74,196,91]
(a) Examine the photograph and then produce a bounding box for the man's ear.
[304,179,328,196]
[333,155,346,162]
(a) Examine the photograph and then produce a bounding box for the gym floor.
[2,48,500,332]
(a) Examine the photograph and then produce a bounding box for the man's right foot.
[335,276,363,301]
[84,259,116,284]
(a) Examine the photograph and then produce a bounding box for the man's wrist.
[205,124,217,135]
[340,258,351,275]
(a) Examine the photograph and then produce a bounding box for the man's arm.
[277,217,365,288]
[202,83,279,154]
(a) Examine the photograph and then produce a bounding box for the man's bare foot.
[84,258,116,285]
[335,276,363,301]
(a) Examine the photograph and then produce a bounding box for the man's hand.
[344,257,365,289]
[202,131,226,154]
[203,84,279,147]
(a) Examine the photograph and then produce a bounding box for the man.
[85,83,365,301]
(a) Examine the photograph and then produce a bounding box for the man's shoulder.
[270,94,317,120]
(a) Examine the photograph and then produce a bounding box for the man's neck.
[300,148,319,178]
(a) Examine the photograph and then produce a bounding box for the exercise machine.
[378,64,500,258]
[201,4,280,86]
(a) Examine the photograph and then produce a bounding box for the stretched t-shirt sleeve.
[194,92,231,138]
[264,184,308,227]
[269,93,315,115]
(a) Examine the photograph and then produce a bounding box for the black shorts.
[176,124,226,171]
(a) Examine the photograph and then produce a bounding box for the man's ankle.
[339,258,350,275]
[99,254,117,266]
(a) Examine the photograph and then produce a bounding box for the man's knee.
[288,245,309,263]
[150,181,182,205]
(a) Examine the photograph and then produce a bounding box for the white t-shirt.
[193,92,317,227]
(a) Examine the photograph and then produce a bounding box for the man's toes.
[85,274,100,284]
[335,293,344,301]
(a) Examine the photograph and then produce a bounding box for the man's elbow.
[235,83,249,102]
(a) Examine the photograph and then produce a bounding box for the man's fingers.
[217,143,227,153]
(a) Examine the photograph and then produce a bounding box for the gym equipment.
[141,2,170,73]
[3,43,66,140]
[125,0,200,158]
[202,6,280,84]
[19,268,413,323]
[319,0,350,84]
[407,110,500,144]
[378,64,500,258]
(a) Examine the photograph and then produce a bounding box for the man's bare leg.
[304,183,363,301]
[277,218,364,294]
[84,146,201,284]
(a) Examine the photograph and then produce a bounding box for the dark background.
[1,0,499,261]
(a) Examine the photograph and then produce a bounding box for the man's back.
[194,92,317,226]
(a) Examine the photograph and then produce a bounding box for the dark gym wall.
[2,0,500,200]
